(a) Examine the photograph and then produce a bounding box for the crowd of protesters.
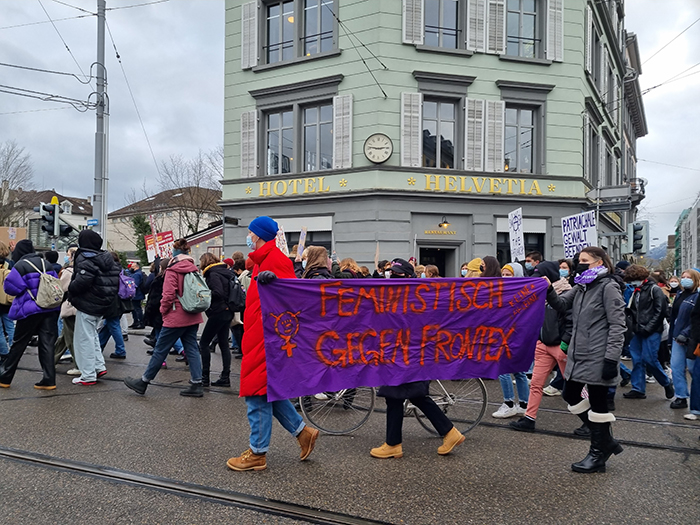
[1,218,699,474]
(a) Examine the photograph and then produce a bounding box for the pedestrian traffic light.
[41,203,58,235]
[631,220,649,254]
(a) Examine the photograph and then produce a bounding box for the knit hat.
[466,258,483,272]
[502,262,524,278]
[11,239,34,263]
[78,229,103,251]
[223,258,234,267]
[389,258,416,277]
[249,216,278,242]
[615,260,631,271]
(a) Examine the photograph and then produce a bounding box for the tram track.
[0,445,393,525]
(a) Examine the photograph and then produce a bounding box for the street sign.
[87,218,99,226]
[585,200,632,212]
[586,185,631,200]
[508,208,525,261]
[561,211,597,258]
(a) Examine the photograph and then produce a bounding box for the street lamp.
[439,216,450,229]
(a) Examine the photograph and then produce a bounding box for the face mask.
[246,235,255,250]
[680,277,694,290]
[575,263,589,275]
[302,260,307,269]
[64,256,70,264]
[559,269,569,278]
[420,272,426,278]
[524,262,534,271]
[669,282,679,289]
[461,269,468,277]
[630,280,643,287]
[384,271,392,279]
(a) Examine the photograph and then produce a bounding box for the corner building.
[222,0,646,276]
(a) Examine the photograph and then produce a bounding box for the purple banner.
[259,278,548,401]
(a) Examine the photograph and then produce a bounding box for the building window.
[265,1,295,64]
[504,106,534,173]
[589,125,600,188]
[506,0,538,58]
[424,0,459,49]
[266,109,294,175]
[303,103,333,171]
[605,146,614,186]
[497,232,545,266]
[423,100,457,169]
[592,30,602,92]
[62,202,72,214]
[303,0,334,56]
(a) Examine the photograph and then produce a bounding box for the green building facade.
[222,0,646,276]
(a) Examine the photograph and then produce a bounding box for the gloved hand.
[675,334,688,345]
[256,271,277,285]
[559,341,569,354]
[602,359,618,380]
[331,251,338,263]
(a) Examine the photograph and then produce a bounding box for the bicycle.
[299,378,488,436]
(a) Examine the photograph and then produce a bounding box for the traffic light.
[630,220,649,254]
[41,203,58,236]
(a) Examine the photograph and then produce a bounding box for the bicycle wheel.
[300,387,376,435]
[414,379,488,435]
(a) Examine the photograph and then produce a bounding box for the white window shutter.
[585,5,592,74]
[598,142,606,188]
[241,2,258,70]
[583,113,590,182]
[486,0,505,54]
[485,100,505,172]
[615,75,621,129]
[241,110,257,178]
[332,94,353,170]
[601,49,608,99]
[401,92,423,167]
[546,0,564,62]
[402,0,424,45]
[467,0,487,52]
[465,98,485,171]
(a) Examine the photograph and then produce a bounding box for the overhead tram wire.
[50,0,95,15]
[0,85,94,112]
[0,13,93,31]
[642,15,700,66]
[637,158,700,173]
[106,0,171,11]
[0,61,94,84]
[0,106,71,116]
[105,19,161,177]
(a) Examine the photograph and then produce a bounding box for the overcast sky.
[0,0,698,246]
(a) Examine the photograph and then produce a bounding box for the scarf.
[574,266,608,285]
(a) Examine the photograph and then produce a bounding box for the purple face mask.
[574,265,608,285]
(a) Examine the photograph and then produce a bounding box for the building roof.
[11,189,93,215]
[108,187,222,219]
[624,33,648,139]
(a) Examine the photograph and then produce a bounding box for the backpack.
[0,261,14,306]
[118,270,137,300]
[227,274,246,313]
[24,259,63,310]
[178,271,212,313]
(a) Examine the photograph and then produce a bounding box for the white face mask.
[384,271,392,279]
[420,272,426,278]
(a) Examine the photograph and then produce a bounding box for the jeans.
[54,316,76,365]
[690,355,700,415]
[153,327,183,353]
[0,312,15,356]
[131,301,144,326]
[0,311,58,385]
[498,372,529,403]
[245,394,305,454]
[143,324,201,383]
[99,317,126,357]
[620,362,632,380]
[386,396,453,445]
[199,310,233,379]
[670,340,694,399]
[549,366,565,391]
[526,341,568,420]
[629,332,670,393]
[73,311,106,382]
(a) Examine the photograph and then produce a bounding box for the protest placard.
[561,211,597,258]
[508,208,525,261]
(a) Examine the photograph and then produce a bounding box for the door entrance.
[419,247,456,277]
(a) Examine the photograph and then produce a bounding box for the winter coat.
[131,268,145,301]
[0,257,14,315]
[669,289,693,341]
[59,266,77,318]
[671,291,698,341]
[239,269,251,292]
[3,255,60,320]
[160,255,204,328]
[303,266,333,280]
[546,273,626,386]
[629,280,667,336]
[144,275,165,329]
[68,248,120,317]
[240,240,296,397]
[332,261,360,279]
[293,260,304,278]
[539,279,572,346]
[202,262,233,315]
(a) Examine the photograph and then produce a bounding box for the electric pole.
[92,0,109,245]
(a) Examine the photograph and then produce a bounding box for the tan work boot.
[297,425,320,460]
[370,443,403,458]
[226,449,267,471]
[438,427,465,455]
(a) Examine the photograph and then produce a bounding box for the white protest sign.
[561,211,597,258]
[508,208,525,261]
[275,225,290,256]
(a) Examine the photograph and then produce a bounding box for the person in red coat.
[227,216,319,472]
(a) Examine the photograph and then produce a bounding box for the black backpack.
[227,274,246,313]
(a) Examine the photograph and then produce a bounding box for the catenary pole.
[92,0,109,244]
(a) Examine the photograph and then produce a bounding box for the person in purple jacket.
[0,239,61,390]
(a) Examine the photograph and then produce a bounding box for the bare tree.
[0,140,34,226]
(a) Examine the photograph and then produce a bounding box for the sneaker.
[67,368,81,376]
[437,427,465,455]
[517,404,527,415]
[683,413,698,421]
[370,443,403,459]
[664,381,675,400]
[670,398,687,409]
[619,377,630,387]
[226,449,267,471]
[542,385,561,396]
[621,355,631,361]
[124,376,148,395]
[509,417,536,433]
[58,351,72,362]
[72,377,97,386]
[96,370,107,379]
[646,375,656,384]
[0,382,10,388]
[34,380,56,390]
[314,392,329,401]
[492,403,519,419]
[109,353,126,360]
[623,390,646,399]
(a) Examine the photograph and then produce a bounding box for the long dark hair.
[580,246,613,273]
[481,256,501,277]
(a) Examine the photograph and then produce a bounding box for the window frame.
[422,98,460,170]
[424,0,461,50]
[504,105,536,174]
[302,102,334,173]
[260,0,340,67]
[505,0,544,59]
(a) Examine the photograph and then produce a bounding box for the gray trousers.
[73,311,105,382]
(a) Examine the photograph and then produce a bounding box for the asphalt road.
[0,332,698,524]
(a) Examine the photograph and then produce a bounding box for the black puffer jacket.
[202,262,233,315]
[303,266,333,279]
[629,279,668,336]
[144,275,165,329]
[68,249,120,316]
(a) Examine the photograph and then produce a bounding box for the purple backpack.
[118,270,137,300]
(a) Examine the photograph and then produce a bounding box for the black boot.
[201,375,210,387]
[573,410,591,438]
[124,377,148,395]
[180,382,204,397]
[572,417,622,473]
[211,376,231,387]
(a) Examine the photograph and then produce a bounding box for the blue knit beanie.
[249,216,279,242]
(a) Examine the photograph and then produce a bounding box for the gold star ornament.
[339,179,348,187]
[245,186,252,194]
[408,177,416,186]
[548,184,556,192]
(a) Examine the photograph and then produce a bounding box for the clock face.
[363,133,393,164]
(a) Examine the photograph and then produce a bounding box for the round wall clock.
[363,133,393,164]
